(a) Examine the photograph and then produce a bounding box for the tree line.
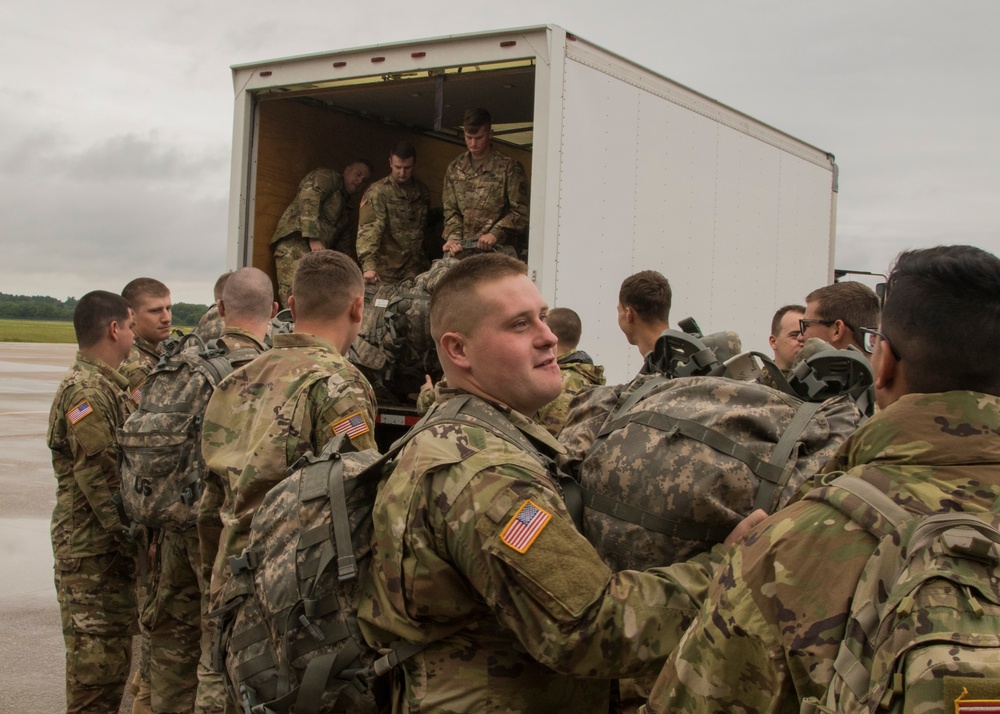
[0,293,210,326]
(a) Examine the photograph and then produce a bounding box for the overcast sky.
[1,1,997,304]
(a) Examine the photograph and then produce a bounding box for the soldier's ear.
[439,331,471,369]
[216,299,226,318]
[270,302,279,319]
[348,295,363,325]
[287,295,298,322]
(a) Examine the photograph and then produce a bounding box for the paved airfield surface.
[0,343,136,713]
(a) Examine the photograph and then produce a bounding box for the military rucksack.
[350,258,456,403]
[212,393,580,714]
[118,333,262,532]
[559,329,872,572]
[801,474,1000,714]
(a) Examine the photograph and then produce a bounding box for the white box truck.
[227,25,837,430]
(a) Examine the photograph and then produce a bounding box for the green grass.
[0,319,77,343]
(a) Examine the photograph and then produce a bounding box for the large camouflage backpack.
[212,393,579,714]
[800,475,1000,714]
[349,257,456,403]
[117,333,261,532]
[560,329,872,572]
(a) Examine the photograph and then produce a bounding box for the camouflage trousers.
[272,235,310,308]
[54,551,136,714]
[148,529,202,713]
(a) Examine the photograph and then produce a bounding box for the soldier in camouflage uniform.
[643,245,1000,713]
[536,307,605,436]
[191,271,232,343]
[356,141,430,285]
[442,108,529,258]
[359,254,759,713]
[47,291,137,714]
[202,254,377,687]
[270,162,373,307]
[120,277,173,714]
[134,269,276,714]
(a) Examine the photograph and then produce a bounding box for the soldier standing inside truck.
[442,108,529,258]
[270,162,373,307]
[356,141,430,286]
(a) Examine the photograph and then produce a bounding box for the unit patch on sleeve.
[331,412,370,439]
[130,384,143,405]
[956,688,1000,713]
[500,500,551,554]
[67,400,94,425]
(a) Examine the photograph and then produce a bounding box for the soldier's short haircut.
[390,141,417,162]
[213,271,233,301]
[547,307,582,350]
[462,108,493,133]
[430,253,527,340]
[221,267,274,323]
[770,304,806,337]
[291,250,363,321]
[882,245,1000,396]
[347,158,376,174]
[619,270,672,324]
[805,282,880,347]
[122,277,170,309]
[74,290,130,349]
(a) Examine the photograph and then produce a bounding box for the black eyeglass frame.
[858,327,900,360]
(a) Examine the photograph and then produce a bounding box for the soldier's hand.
[477,233,497,250]
[363,269,380,285]
[420,374,433,393]
[308,239,324,251]
[444,239,463,256]
[725,509,768,545]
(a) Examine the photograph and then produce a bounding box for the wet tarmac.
[0,343,136,713]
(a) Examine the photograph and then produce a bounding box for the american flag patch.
[331,412,370,439]
[67,400,93,425]
[130,384,143,405]
[501,500,551,553]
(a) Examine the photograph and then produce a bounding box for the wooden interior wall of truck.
[250,97,533,288]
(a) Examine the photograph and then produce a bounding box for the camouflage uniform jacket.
[201,332,377,602]
[119,334,161,402]
[191,303,223,342]
[643,390,1000,714]
[442,149,529,249]
[536,350,606,436]
[356,176,430,281]
[48,352,134,559]
[269,168,351,250]
[359,387,722,714]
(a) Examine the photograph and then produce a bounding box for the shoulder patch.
[500,500,551,554]
[331,411,370,440]
[130,383,143,405]
[956,688,1000,713]
[67,400,93,425]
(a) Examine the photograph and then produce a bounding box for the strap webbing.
[579,487,732,543]
[752,400,822,513]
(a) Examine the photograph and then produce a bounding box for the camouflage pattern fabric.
[414,380,439,415]
[192,330,268,714]
[192,304,224,343]
[359,388,724,714]
[48,352,137,712]
[642,390,1000,714]
[536,351,606,436]
[442,149,529,253]
[356,175,430,282]
[201,332,377,608]
[271,236,310,309]
[119,335,161,403]
[577,374,864,573]
[149,529,201,713]
[270,168,351,250]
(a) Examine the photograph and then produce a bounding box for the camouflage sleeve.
[643,502,874,713]
[442,166,463,243]
[356,185,386,272]
[442,464,717,679]
[312,368,379,454]
[489,159,529,244]
[65,387,128,536]
[298,172,337,240]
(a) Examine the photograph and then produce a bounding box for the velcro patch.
[67,400,93,425]
[500,500,551,554]
[331,412,370,440]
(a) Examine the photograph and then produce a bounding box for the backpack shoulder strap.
[805,473,911,538]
